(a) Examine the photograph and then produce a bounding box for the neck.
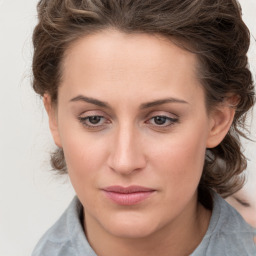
[84,197,211,256]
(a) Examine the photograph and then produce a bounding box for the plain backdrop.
[0,1,255,255]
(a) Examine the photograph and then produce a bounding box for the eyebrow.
[140,98,188,109]
[70,95,111,108]
[70,95,188,109]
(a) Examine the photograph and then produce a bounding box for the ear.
[206,101,236,148]
[43,94,62,148]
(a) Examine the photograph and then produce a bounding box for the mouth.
[102,185,156,206]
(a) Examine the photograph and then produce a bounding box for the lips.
[102,186,156,205]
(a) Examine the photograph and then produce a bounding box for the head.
[32,0,254,238]
[226,150,256,228]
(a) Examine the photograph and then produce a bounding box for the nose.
[107,124,147,175]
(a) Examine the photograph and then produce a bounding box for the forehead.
[64,29,198,73]
[60,29,204,105]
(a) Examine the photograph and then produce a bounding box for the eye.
[147,115,178,127]
[78,115,108,128]
[87,116,103,125]
[234,197,251,208]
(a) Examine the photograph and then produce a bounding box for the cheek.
[58,120,109,185]
[152,125,207,174]
[149,123,208,196]
[62,136,110,205]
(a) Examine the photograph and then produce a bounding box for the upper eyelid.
[79,110,109,119]
[150,114,178,119]
[145,110,178,117]
[77,110,179,122]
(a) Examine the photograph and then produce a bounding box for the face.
[45,30,232,239]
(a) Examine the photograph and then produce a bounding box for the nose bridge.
[108,122,146,174]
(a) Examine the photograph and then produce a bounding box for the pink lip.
[102,186,156,206]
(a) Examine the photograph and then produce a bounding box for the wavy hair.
[32,0,255,198]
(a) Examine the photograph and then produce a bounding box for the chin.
[102,214,160,239]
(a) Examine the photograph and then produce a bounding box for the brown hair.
[32,0,255,198]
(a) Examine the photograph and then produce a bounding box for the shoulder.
[192,192,256,256]
[31,197,91,256]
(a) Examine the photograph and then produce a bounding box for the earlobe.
[206,103,235,148]
[43,94,62,148]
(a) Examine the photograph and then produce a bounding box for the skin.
[44,29,235,256]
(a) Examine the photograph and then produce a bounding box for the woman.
[226,134,256,228]
[227,167,256,228]
[31,0,256,255]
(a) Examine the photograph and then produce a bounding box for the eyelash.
[78,114,179,130]
[146,115,179,127]
[78,115,108,129]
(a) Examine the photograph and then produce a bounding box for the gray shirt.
[32,192,256,256]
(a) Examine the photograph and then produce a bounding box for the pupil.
[154,116,166,125]
[89,116,101,124]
